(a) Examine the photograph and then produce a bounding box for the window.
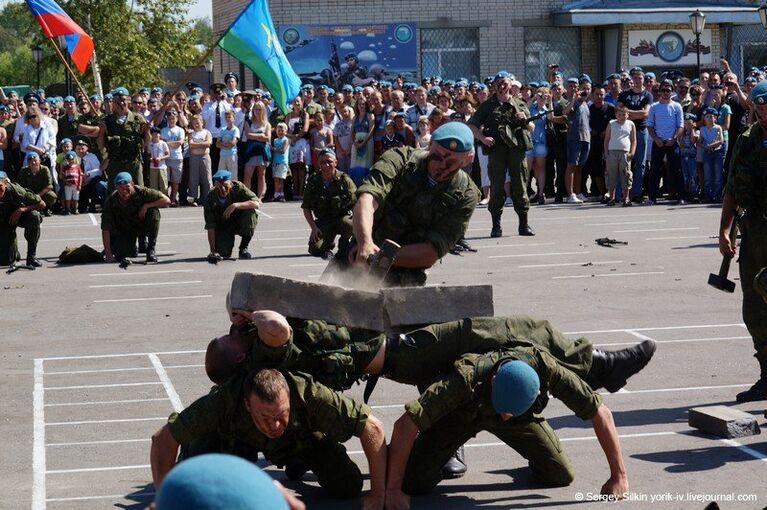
[421,28,480,81]
[525,27,581,82]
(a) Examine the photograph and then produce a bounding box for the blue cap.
[495,71,510,81]
[684,113,697,121]
[702,107,718,116]
[431,122,474,154]
[318,147,336,158]
[477,84,488,91]
[64,96,76,102]
[354,86,363,93]
[111,87,130,97]
[155,454,288,510]
[578,74,592,84]
[64,150,77,160]
[566,77,578,84]
[89,94,102,101]
[104,93,113,100]
[27,152,40,159]
[539,80,550,87]
[151,87,163,94]
[750,80,767,105]
[60,138,73,146]
[644,72,656,80]
[428,86,441,95]
[491,360,540,416]
[301,83,314,90]
[138,87,149,94]
[113,172,133,185]
[45,97,57,105]
[342,84,354,93]
[0,170,8,180]
[629,66,644,75]
[212,170,232,182]
[528,81,540,89]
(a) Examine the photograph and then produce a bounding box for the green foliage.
[0,0,204,92]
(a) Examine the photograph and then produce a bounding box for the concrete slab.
[688,405,761,438]
[382,284,494,327]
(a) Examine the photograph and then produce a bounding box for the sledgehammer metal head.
[708,255,735,293]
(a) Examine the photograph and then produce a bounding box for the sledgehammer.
[708,221,738,293]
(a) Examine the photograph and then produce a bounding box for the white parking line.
[625,330,655,341]
[646,235,713,241]
[149,353,184,412]
[89,269,195,277]
[596,336,751,347]
[289,262,327,267]
[47,417,167,426]
[471,242,556,249]
[47,464,149,474]
[519,260,622,269]
[88,280,203,289]
[46,364,202,375]
[719,438,767,463]
[93,295,213,303]
[614,227,700,233]
[489,251,590,259]
[263,244,306,250]
[585,220,666,226]
[88,213,97,226]
[32,360,46,510]
[45,398,168,407]
[40,349,205,361]
[47,438,150,447]
[552,271,664,279]
[45,382,163,390]
[46,492,155,503]
[616,383,750,395]
[565,323,745,335]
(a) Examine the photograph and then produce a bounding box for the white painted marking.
[608,383,750,395]
[47,464,150,474]
[93,295,212,304]
[371,404,405,410]
[45,397,168,407]
[645,235,713,241]
[88,280,202,289]
[470,242,556,249]
[88,213,97,226]
[585,220,666,226]
[719,438,767,462]
[519,260,622,269]
[43,223,92,228]
[552,271,664,279]
[47,417,167,426]
[46,492,155,503]
[259,228,307,233]
[39,236,101,242]
[263,244,306,250]
[47,438,150,447]
[45,382,162,390]
[149,353,184,412]
[46,364,202,375]
[565,322,746,335]
[89,269,195,277]
[32,359,46,510]
[40,349,204,361]
[625,329,655,341]
[258,210,273,219]
[288,263,327,268]
[614,227,700,233]
[596,336,751,347]
[489,251,590,259]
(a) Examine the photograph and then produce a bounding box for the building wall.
[619,23,724,73]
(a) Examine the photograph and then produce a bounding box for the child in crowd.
[217,110,240,173]
[75,139,105,213]
[188,114,213,206]
[61,150,83,215]
[323,107,337,132]
[380,120,405,152]
[148,126,170,194]
[333,105,354,173]
[161,110,186,207]
[700,107,724,202]
[415,115,431,149]
[603,105,636,207]
[271,122,290,202]
[309,111,334,172]
[678,113,699,203]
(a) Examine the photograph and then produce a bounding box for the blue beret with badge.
[644,72,656,80]
[113,172,133,185]
[64,96,76,103]
[491,360,540,416]
[528,81,540,89]
[318,147,336,158]
[317,84,327,91]
[301,83,314,91]
[342,84,354,93]
[111,87,130,97]
[431,122,474,153]
[212,170,232,182]
[750,80,767,104]
[578,74,592,84]
[702,107,718,116]
[64,150,77,160]
[89,94,102,101]
[104,93,113,100]
[151,87,163,94]
[0,170,7,180]
[629,66,644,75]
[566,77,578,84]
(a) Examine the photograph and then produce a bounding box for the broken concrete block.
[382,285,494,327]
[230,272,385,331]
[688,405,761,438]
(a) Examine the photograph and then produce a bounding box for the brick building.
[211,0,766,88]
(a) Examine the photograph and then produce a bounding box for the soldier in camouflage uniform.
[301,148,356,258]
[149,368,387,507]
[469,74,536,237]
[101,172,170,264]
[0,170,45,266]
[15,152,57,208]
[87,88,148,187]
[349,122,480,287]
[203,170,259,260]
[719,80,767,402]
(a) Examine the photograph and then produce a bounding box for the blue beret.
[691,78,700,85]
[751,80,767,105]
[394,112,407,119]
[477,84,488,91]
[354,86,363,93]
[327,87,335,95]
[36,88,45,95]
[188,95,201,102]
[64,150,77,160]
[27,152,40,159]
[301,83,314,90]
[0,170,8,180]
[607,73,620,80]
[89,94,102,101]
[491,360,540,415]
[745,76,757,84]
[539,80,550,87]
[528,82,540,89]
[342,84,354,93]
[379,81,392,87]
[262,91,271,99]
[45,97,57,105]
[138,87,149,94]
[0,105,7,112]
[104,93,113,100]
[212,170,232,182]
[224,72,239,82]
[432,75,442,82]
[318,147,336,158]
[579,74,592,83]
[113,172,133,185]
[566,77,578,84]
[428,86,441,95]
[644,72,656,80]
[60,138,73,146]
[111,87,130,97]
[317,84,327,91]
[495,71,510,80]
[151,87,163,94]
[155,454,288,510]
[702,107,718,116]
[431,122,474,153]
[456,80,469,88]
[629,66,644,75]
[443,80,455,87]
[63,96,76,102]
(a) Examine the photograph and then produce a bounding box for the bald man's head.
[205,332,252,385]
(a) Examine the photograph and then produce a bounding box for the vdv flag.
[26,0,94,74]
[218,0,301,114]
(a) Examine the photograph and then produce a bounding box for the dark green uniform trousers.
[40,190,58,209]
[402,414,575,495]
[739,213,767,363]
[106,158,144,190]
[108,207,160,260]
[214,210,257,258]
[488,145,530,218]
[0,210,42,265]
[308,216,353,256]
[385,316,593,388]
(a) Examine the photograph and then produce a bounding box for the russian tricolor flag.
[26,0,94,73]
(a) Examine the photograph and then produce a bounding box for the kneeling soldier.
[204,170,259,261]
[101,171,170,263]
[15,152,57,213]
[0,171,45,266]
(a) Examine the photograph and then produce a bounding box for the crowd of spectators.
[0,58,761,221]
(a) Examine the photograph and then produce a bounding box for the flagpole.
[86,14,104,98]
[45,37,97,113]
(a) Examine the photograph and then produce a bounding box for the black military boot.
[26,244,42,268]
[490,214,502,238]
[587,340,656,393]
[518,212,535,236]
[145,237,158,263]
[138,235,147,254]
[284,460,309,480]
[736,357,767,402]
[441,446,467,479]
[238,236,253,260]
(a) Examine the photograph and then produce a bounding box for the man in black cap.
[224,72,240,96]
[202,83,232,172]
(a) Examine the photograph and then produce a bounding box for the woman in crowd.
[286,96,310,200]
[527,87,552,205]
[242,100,272,199]
[349,96,375,186]
[368,91,388,161]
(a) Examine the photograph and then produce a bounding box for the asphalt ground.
[2,198,766,510]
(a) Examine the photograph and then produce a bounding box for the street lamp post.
[204,59,214,89]
[689,10,706,79]
[759,4,767,29]
[32,45,43,89]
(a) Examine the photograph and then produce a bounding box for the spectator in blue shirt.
[647,80,684,204]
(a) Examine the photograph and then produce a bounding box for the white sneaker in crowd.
[566,193,583,204]
[576,193,588,202]
[504,197,513,207]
